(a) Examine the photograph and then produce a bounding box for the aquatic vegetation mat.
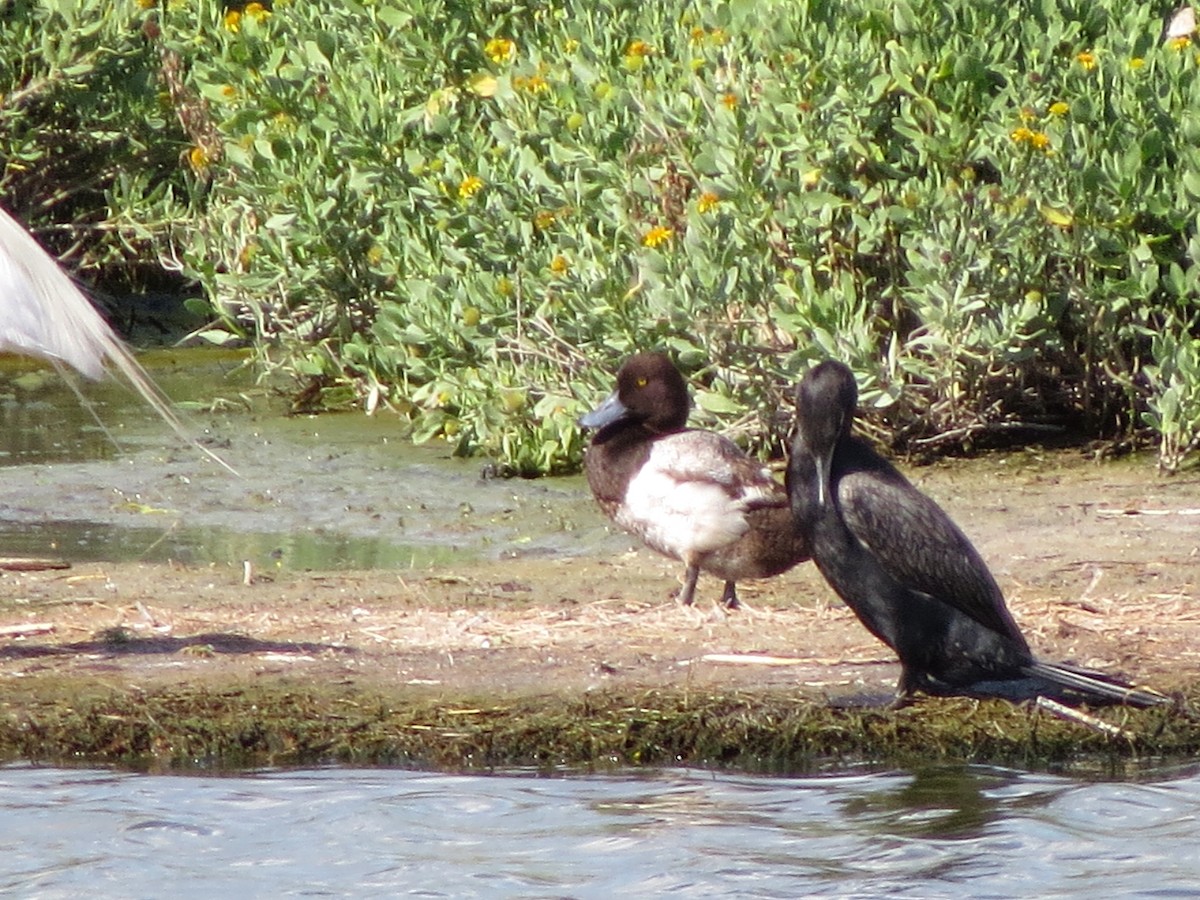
[1,682,1197,776]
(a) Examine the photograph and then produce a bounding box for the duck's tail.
[1025,661,1173,709]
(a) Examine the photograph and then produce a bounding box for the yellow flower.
[697,192,720,213]
[516,74,549,94]
[690,27,707,44]
[563,38,579,54]
[623,40,654,72]
[642,225,673,248]
[366,244,384,266]
[549,254,570,275]
[224,9,241,31]
[220,84,238,100]
[1018,106,1037,122]
[534,209,558,230]
[458,175,484,199]
[497,276,514,297]
[1169,35,1193,52]
[1130,57,1145,70]
[1048,101,1069,116]
[1011,127,1050,152]
[721,92,738,110]
[238,240,259,268]
[137,0,155,8]
[485,37,515,64]
[1076,50,1097,70]
[187,146,210,172]
[244,2,270,22]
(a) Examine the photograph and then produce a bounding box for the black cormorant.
[787,359,1168,707]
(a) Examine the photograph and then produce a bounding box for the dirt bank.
[1,452,1198,773]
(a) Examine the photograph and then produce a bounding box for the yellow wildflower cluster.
[696,192,720,214]
[624,40,654,71]
[1076,50,1097,71]
[223,2,270,32]
[513,74,550,94]
[1011,126,1050,151]
[642,226,673,248]
[549,255,570,275]
[485,37,515,64]
[1169,35,1193,52]
[458,175,484,199]
[1048,101,1069,117]
[721,92,738,110]
[689,27,728,46]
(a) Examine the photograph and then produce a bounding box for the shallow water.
[2,762,1199,898]
[0,350,619,570]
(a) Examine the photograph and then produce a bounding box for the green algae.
[1,678,1197,776]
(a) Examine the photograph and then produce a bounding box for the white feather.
[617,437,772,561]
[0,207,236,474]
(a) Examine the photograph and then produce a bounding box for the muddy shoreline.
[2,477,1198,774]
[2,378,1199,774]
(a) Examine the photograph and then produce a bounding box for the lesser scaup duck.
[580,352,810,608]
[787,359,1169,707]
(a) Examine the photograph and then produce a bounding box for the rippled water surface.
[2,763,1200,898]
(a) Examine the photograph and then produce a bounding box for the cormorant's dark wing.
[836,456,1025,643]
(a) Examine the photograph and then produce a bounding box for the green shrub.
[6,0,1200,473]
[0,0,195,286]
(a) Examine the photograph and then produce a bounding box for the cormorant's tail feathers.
[1026,661,1172,709]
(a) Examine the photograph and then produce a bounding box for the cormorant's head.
[792,359,858,506]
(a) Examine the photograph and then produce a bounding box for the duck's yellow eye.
[636,377,648,387]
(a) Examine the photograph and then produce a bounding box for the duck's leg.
[720,580,741,610]
[677,565,701,606]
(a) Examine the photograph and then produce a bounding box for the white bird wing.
[0,208,115,378]
[0,207,237,474]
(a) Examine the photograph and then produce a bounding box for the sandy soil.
[2,453,1198,704]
